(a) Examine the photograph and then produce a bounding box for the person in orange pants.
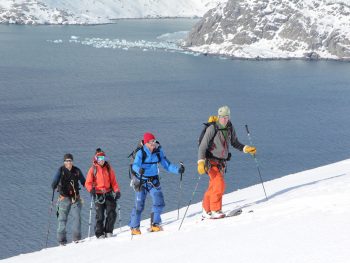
[198,106,256,219]
[202,160,226,213]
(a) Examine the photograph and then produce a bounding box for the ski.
[201,207,250,221]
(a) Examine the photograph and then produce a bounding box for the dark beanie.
[63,153,74,161]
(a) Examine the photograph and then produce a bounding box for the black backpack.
[57,166,81,197]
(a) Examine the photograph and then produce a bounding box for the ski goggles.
[95,155,105,162]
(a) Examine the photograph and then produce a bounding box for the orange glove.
[197,160,206,175]
[244,145,257,155]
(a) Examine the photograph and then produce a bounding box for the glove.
[139,168,145,175]
[114,191,121,200]
[90,188,96,197]
[244,145,257,155]
[178,163,185,174]
[197,160,206,175]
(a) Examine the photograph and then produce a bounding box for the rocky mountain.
[184,0,350,60]
[0,0,227,25]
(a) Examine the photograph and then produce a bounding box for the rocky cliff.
[184,0,350,60]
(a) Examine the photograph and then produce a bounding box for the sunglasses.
[64,159,73,163]
[147,139,157,144]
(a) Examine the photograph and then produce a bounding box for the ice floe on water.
[47,32,202,57]
[47,39,63,44]
[156,31,189,44]
[76,38,183,51]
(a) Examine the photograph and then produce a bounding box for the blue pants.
[57,197,82,243]
[129,185,165,228]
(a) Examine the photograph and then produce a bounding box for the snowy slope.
[185,0,350,60]
[2,159,350,263]
[0,0,227,24]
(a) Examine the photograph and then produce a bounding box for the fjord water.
[0,19,350,259]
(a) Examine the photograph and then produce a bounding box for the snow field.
[3,159,350,263]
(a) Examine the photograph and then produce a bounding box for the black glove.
[90,188,96,197]
[139,168,145,175]
[178,163,185,174]
[114,191,121,200]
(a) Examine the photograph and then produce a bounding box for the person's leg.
[129,189,147,229]
[95,196,106,238]
[57,197,71,244]
[71,198,82,241]
[104,194,117,235]
[202,176,213,213]
[149,186,165,225]
[208,166,225,212]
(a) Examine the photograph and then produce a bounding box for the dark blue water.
[0,19,350,259]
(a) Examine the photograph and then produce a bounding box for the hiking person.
[198,106,256,219]
[51,153,86,245]
[85,148,121,239]
[129,132,185,235]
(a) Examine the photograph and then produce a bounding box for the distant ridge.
[0,0,227,24]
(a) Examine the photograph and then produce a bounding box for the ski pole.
[245,124,268,201]
[44,189,55,248]
[87,195,94,239]
[178,175,201,231]
[177,162,184,220]
[117,202,122,233]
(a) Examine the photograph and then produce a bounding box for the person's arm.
[109,166,120,193]
[51,168,61,190]
[159,149,179,174]
[84,167,94,192]
[132,150,143,175]
[77,167,86,187]
[198,125,216,160]
[230,124,256,154]
[230,126,245,151]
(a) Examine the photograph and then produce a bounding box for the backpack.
[198,115,232,161]
[57,166,81,197]
[127,140,162,179]
[198,115,219,147]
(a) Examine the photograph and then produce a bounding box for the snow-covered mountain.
[2,159,350,263]
[0,0,227,24]
[184,0,350,60]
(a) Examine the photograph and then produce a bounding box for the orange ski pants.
[202,161,226,212]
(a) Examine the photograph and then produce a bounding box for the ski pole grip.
[245,124,250,134]
[179,161,184,180]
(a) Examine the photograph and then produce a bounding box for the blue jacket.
[132,145,179,177]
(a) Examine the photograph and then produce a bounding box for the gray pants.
[56,197,82,243]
